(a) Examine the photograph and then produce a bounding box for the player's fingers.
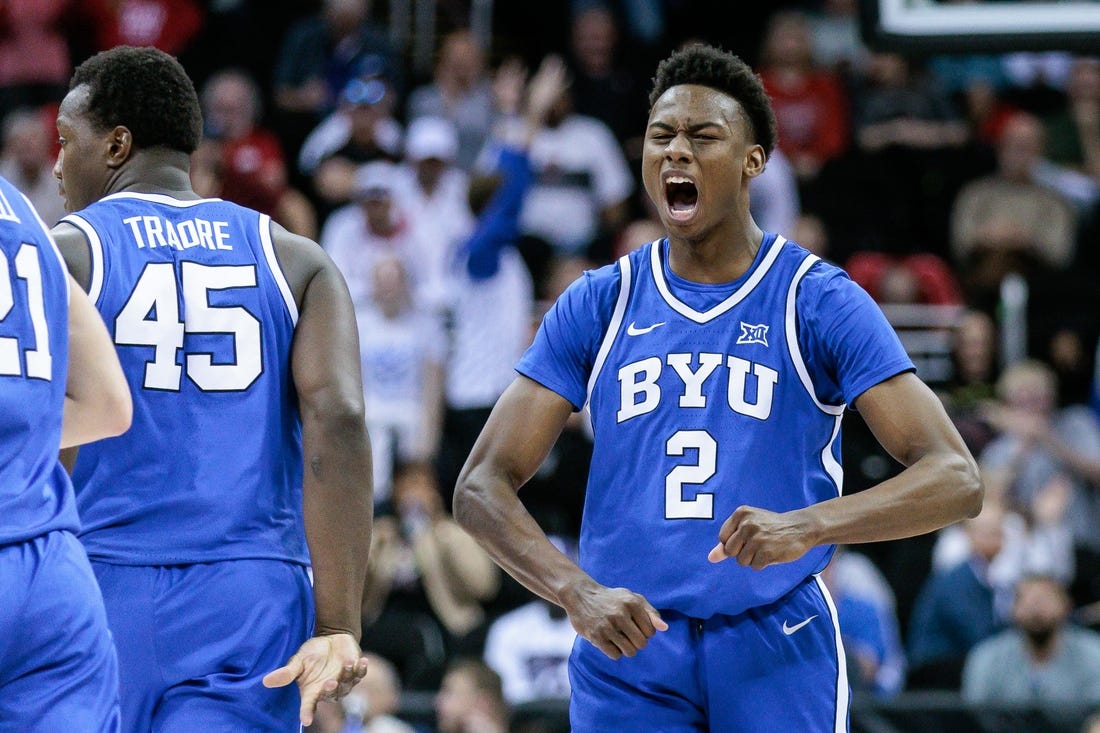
[633,600,667,635]
[708,543,727,563]
[354,655,369,678]
[715,513,738,544]
[299,677,339,726]
[261,656,302,689]
[629,605,655,637]
[609,627,642,657]
[593,636,623,660]
[615,616,649,652]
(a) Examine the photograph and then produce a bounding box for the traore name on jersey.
[121,214,233,251]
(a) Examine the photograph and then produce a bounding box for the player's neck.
[666,220,764,285]
[108,149,201,201]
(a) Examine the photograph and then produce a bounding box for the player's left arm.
[712,371,981,569]
[260,224,372,726]
[711,268,982,569]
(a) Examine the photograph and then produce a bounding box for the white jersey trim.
[814,573,851,733]
[650,235,787,324]
[786,254,845,496]
[822,414,844,497]
[785,254,845,416]
[99,192,223,207]
[258,214,299,325]
[59,214,105,306]
[585,251,634,409]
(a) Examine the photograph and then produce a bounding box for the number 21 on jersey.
[115,261,262,392]
[0,243,52,380]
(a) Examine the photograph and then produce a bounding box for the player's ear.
[105,126,133,169]
[742,144,766,180]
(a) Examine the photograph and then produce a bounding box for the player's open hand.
[562,580,668,660]
[708,505,814,570]
[262,632,368,726]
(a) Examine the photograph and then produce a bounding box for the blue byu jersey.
[517,235,914,618]
[61,193,305,565]
[0,175,76,546]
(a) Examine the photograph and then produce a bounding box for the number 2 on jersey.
[0,243,52,379]
[115,261,262,391]
[665,430,716,519]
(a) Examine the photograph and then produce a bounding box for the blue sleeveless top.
[0,175,77,546]
[62,192,306,565]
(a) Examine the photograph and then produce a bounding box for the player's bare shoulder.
[50,220,92,291]
[266,220,342,311]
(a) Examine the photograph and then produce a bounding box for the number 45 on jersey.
[116,261,262,392]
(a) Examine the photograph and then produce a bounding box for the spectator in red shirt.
[758,10,849,184]
[87,0,203,56]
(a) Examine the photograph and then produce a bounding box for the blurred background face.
[361,194,394,232]
[954,310,996,384]
[1012,577,1070,642]
[965,504,1004,563]
[435,669,478,733]
[997,113,1044,181]
[370,256,410,317]
[438,31,485,89]
[4,112,52,173]
[416,157,447,189]
[343,652,401,721]
[204,73,257,140]
[761,13,813,68]
[1068,58,1100,101]
[999,363,1056,414]
[571,6,617,74]
[324,0,367,34]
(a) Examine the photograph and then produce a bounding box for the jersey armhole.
[59,214,104,306]
[584,252,633,409]
[258,214,299,326]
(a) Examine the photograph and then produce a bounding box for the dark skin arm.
[454,375,667,661]
[260,223,373,726]
[52,222,101,473]
[709,371,983,568]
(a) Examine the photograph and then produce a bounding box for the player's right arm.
[50,223,131,448]
[61,273,131,448]
[454,376,667,660]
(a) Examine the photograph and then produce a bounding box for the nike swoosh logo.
[626,321,667,336]
[782,615,818,635]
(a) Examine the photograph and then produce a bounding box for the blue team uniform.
[0,176,120,732]
[517,235,914,732]
[61,192,311,732]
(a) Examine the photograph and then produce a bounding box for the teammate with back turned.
[51,45,373,731]
[454,43,982,732]
[0,170,131,732]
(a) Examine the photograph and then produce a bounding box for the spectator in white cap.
[321,159,449,311]
[394,116,475,266]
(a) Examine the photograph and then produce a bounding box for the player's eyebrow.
[647,120,725,133]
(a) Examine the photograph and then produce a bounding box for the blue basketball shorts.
[92,559,314,733]
[569,574,849,732]
[0,530,120,733]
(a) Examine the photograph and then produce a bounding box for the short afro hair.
[649,43,778,157]
[70,46,203,155]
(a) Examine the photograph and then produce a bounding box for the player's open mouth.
[664,175,698,222]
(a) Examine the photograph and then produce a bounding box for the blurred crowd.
[9,0,1100,730]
